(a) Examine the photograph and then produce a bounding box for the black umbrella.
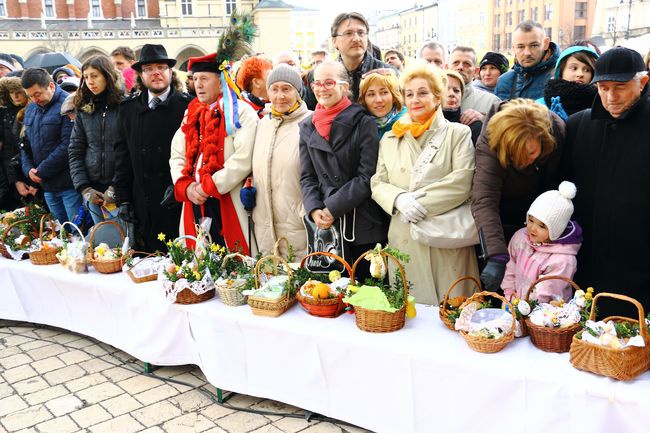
[24,52,81,73]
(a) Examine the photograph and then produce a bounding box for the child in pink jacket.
[501,181,582,303]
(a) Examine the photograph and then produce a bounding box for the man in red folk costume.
[170,12,258,254]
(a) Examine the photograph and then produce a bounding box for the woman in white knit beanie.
[501,181,583,303]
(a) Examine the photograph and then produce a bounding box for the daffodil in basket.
[159,233,214,305]
[211,243,258,307]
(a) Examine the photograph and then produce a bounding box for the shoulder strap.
[409,122,449,190]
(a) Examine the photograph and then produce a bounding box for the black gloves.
[480,258,507,292]
[118,202,136,224]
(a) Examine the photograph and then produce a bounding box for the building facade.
[591,0,650,47]
[489,0,596,55]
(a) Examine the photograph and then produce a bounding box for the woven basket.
[569,293,650,381]
[350,250,408,333]
[29,215,60,265]
[524,275,582,352]
[248,254,295,317]
[439,275,482,331]
[57,222,89,272]
[0,218,35,260]
[171,235,215,305]
[88,221,129,274]
[125,251,160,283]
[295,251,350,318]
[216,253,252,307]
[459,291,516,353]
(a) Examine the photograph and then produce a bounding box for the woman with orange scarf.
[371,63,479,305]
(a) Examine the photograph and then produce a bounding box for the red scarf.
[312,96,351,141]
[174,97,249,254]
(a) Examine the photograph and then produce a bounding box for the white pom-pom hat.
[527,181,577,241]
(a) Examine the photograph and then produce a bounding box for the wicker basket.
[459,291,516,353]
[57,222,88,273]
[439,275,482,331]
[569,293,650,381]
[0,218,35,260]
[247,254,295,317]
[125,251,160,283]
[523,275,582,352]
[87,221,129,274]
[216,253,252,307]
[295,251,351,318]
[350,250,408,333]
[171,235,215,305]
[29,215,60,265]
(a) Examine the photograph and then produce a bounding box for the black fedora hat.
[132,44,177,71]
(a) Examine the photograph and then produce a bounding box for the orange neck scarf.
[392,111,436,139]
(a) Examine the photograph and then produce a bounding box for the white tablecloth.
[2,258,649,433]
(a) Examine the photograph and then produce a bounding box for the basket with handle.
[87,221,129,274]
[170,235,215,305]
[459,291,516,353]
[0,218,36,260]
[350,250,408,333]
[296,251,351,318]
[439,275,482,331]
[57,221,88,273]
[125,251,161,283]
[247,254,295,317]
[569,293,650,381]
[273,237,292,258]
[216,252,253,306]
[524,275,583,352]
[29,215,61,265]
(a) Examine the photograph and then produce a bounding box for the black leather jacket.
[68,98,119,192]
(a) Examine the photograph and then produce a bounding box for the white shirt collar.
[148,87,171,104]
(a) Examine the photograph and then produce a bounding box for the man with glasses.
[303,12,393,110]
[495,20,559,100]
[113,44,192,252]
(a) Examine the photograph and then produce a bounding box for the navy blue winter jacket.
[21,85,74,192]
[495,42,560,101]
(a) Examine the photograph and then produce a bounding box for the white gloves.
[394,192,427,223]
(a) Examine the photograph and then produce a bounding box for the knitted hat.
[527,181,577,241]
[266,63,302,92]
[479,52,509,74]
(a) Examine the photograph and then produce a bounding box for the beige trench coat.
[252,102,311,259]
[371,110,479,305]
[169,100,259,253]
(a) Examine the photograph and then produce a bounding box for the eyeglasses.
[334,30,368,39]
[142,65,170,74]
[310,79,347,90]
[361,68,396,80]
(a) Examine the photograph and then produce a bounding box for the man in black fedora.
[113,44,192,252]
[564,47,650,318]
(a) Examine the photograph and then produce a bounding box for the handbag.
[407,121,479,249]
[302,214,352,273]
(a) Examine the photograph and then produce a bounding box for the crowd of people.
[1,12,650,317]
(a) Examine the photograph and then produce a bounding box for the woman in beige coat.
[371,63,479,305]
[252,64,311,259]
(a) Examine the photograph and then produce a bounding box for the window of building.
[545,27,552,39]
[506,12,512,26]
[493,34,501,51]
[574,25,586,41]
[531,7,538,22]
[545,4,553,20]
[607,16,616,33]
[137,0,146,17]
[181,0,193,16]
[225,0,236,15]
[479,12,485,24]
[505,32,512,49]
[496,0,501,7]
[575,2,587,19]
[42,0,55,17]
[517,10,524,24]
[495,14,500,28]
[91,0,102,17]
[0,0,6,17]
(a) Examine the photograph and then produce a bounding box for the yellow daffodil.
[193,270,201,280]
[586,287,594,294]
[585,292,592,301]
[166,240,173,247]
[157,233,166,241]
[210,243,219,253]
[175,265,180,272]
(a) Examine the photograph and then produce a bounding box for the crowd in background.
[1,11,650,317]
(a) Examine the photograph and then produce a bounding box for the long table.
[1,258,648,433]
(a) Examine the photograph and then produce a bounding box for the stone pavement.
[0,320,371,433]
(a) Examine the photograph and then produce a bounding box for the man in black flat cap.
[113,44,192,252]
[563,47,650,318]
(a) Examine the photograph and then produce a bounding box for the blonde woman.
[371,63,479,305]
[471,98,565,291]
[358,68,405,138]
